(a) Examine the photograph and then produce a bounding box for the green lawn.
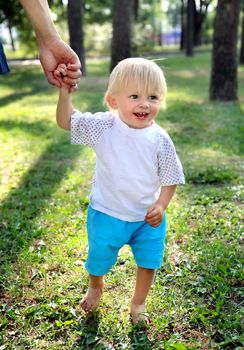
[0,53,243,350]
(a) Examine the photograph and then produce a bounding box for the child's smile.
[133,112,149,120]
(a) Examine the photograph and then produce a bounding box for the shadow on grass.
[128,323,152,350]
[0,88,43,106]
[0,129,83,293]
[74,312,101,349]
[73,314,152,350]
[0,66,51,106]
[0,119,53,136]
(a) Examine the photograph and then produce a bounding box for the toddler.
[55,57,185,323]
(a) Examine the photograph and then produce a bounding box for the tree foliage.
[0,0,25,50]
[0,0,21,25]
[83,0,112,23]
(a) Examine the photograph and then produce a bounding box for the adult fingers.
[45,70,62,88]
[63,76,81,87]
[67,61,81,71]
[66,68,82,79]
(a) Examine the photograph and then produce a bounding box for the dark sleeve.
[0,39,10,74]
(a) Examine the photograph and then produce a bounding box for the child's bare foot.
[130,303,150,324]
[80,287,103,313]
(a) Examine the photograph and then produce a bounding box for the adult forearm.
[20,0,60,43]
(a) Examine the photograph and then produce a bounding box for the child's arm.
[55,64,74,130]
[145,185,176,227]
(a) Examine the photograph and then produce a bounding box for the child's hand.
[54,63,80,92]
[145,203,165,227]
[54,63,67,77]
[54,64,68,88]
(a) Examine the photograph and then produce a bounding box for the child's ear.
[106,94,117,109]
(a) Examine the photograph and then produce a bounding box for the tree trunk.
[240,8,244,64]
[180,0,186,50]
[133,0,139,20]
[110,0,133,71]
[193,0,212,46]
[7,20,16,51]
[186,0,194,56]
[67,0,86,75]
[194,10,205,46]
[210,0,240,101]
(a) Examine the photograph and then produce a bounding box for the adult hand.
[19,1,82,91]
[39,36,82,92]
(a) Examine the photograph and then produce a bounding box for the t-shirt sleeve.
[157,132,185,186]
[71,110,114,147]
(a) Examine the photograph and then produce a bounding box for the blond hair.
[104,57,167,109]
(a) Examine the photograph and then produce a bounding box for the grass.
[0,53,243,350]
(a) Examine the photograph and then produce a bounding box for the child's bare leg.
[130,267,155,323]
[81,274,104,313]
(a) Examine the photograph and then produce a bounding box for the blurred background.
[0,1,243,65]
[1,0,243,101]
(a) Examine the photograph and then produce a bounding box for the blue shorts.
[85,206,166,276]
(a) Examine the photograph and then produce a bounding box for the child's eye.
[149,95,159,101]
[129,94,138,99]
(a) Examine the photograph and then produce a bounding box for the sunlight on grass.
[170,69,208,79]
[168,91,205,103]
[186,147,237,163]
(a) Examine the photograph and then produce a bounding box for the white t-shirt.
[71,110,185,222]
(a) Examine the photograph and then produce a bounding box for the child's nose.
[140,100,150,108]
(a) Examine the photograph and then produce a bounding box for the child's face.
[108,82,161,129]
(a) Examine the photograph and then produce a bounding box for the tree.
[0,0,25,51]
[110,0,134,71]
[180,0,213,50]
[0,0,64,54]
[186,0,194,56]
[180,0,186,50]
[193,0,213,46]
[133,0,139,19]
[67,0,86,75]
[210,0,241,101]
[240,1,244,64]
